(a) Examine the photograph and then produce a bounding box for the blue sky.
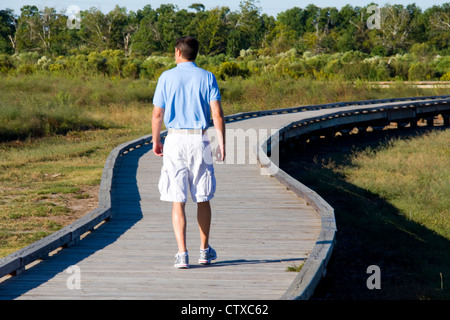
[2,0,447,17]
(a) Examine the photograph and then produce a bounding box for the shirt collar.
[177,61,197,68]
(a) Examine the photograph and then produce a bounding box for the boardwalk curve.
[0,95,448,300]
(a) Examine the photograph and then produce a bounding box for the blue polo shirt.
[152,62,221,130]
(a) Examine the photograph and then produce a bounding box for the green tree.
[123,10,139,56]
[405,4,428,45]
[236,0,264,49]
[78,8,109,51]
[14,5,40,52]
[131,5,161,56]
[377,5,413,55]
[105,5,129,51]
[426,3,450,51]
[155,4,181,52]
[260,21,296,55]
[276,7,308,38]
[16,6,69,54]
[194,7,231,56]
[0,9,16,54]
[189,3,205,13]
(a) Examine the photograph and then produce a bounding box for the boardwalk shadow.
[190,257,306,269]
[0,144,148,299]
[281,127,450,299]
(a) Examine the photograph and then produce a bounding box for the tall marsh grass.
[282,127,449,299]
[0,74,154,142]
[345,129,450,239]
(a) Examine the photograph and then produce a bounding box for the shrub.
[371,45,388,57]
[49,63,65,72]
[37,56,51,70]
[217,61,249,79]
[16,52,40,64]
[286,60,309,78]
[17,63,36,75]
[101,49,125,77]
[48,56,66,72]
[324,59,344,76]
[440,71,450,81]
[339,61,371,80]
[341,50,368,63]
[387,56,409,80]
[410,43,436,63]
[0,54,14,74]
[87,52,108,75]
[139,59,165,79]
[304,56,326,72]
[434,56,450,78]
[408,62,434,81]
[65,54,90,75]
[123,61,140,79]
[365,58,391,81]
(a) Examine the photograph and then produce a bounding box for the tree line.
[0,1,449,57]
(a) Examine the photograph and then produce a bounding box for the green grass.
[0,74,154,141]
[282,127,450,299]
[285,263,304,272]
[0,74,154,257]
[0,129,148,257]
[344,130,450,239]
[0,72,448,259]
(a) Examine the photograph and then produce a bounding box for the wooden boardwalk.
[0,112,322,300]
[0,96,447,300]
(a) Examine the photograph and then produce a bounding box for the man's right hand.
[215,143,225,162]
[153,141,164,157]
[152,106,165,157]
[210,100,226,163]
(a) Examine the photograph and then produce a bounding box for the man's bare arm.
[210,100,226,162]
[152,106,165,157]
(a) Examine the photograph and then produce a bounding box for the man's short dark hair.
[175,36,199,61]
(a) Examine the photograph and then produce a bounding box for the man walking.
[152,36,226,269]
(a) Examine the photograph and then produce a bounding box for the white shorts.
[158,131,216,203]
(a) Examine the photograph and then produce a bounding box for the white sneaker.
[174,252,189,269]
[198,246,217,265]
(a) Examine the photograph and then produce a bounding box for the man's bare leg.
[197,201,211,250]
[172,202,187,253]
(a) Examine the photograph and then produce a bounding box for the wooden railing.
[258,95,449,299]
